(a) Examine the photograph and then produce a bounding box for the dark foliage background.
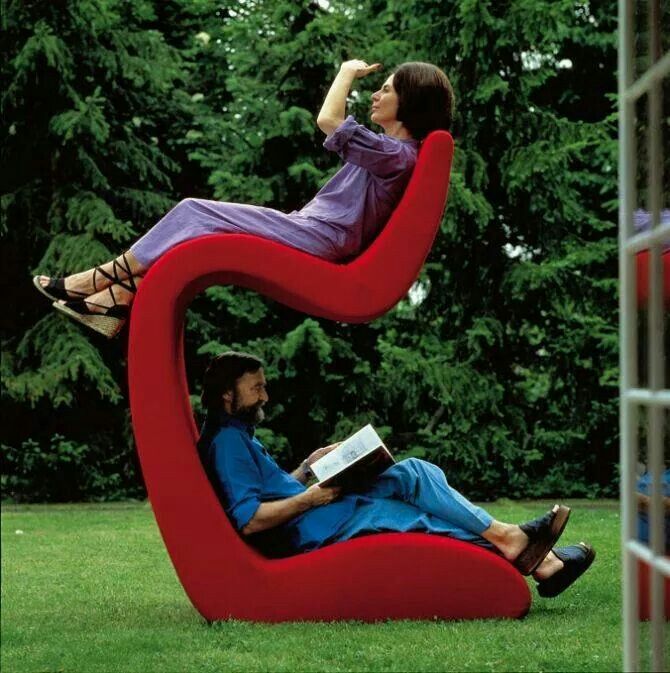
[2,0,620,501]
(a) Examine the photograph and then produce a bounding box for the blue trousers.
[330,458,494,546]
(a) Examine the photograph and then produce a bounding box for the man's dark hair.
[393,62,455,141]
[201,351,263,415]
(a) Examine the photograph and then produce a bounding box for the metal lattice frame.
[618,1,669,671]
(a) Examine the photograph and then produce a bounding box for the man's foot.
[483,505,571,576]
[532,549,564,581]
[534,543,595,598]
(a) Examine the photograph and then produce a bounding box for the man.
[197,351,595,598]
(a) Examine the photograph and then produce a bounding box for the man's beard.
[231,392,265,425]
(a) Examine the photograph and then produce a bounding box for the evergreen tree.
[2,0,199,499]
[360,0,619,497]
[2,0,620,501]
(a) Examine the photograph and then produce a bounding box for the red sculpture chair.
[635,246,669,620]
[128,130,531,622]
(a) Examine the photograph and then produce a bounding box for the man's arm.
[317,60,381,136]
[637,492,670,513]
[289,459,313,485]
[289,442,342,484]
[241,484,341,536]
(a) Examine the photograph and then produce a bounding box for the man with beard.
[197,351,595,598]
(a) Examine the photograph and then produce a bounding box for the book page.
[310,425,383,482]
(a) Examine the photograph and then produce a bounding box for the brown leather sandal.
[514,504,571,575]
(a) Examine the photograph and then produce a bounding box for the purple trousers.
[130,198,343,267]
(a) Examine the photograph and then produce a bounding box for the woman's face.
[370,74,400,127]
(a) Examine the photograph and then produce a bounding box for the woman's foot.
[34,251,145,302]
[52,277,141,338]
[34,270,99,300]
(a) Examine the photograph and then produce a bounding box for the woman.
[33,60,455,337]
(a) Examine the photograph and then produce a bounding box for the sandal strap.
[64,296,130,318]
[519,509,556,539]
[64,299,110,315]
[93,252,137,295]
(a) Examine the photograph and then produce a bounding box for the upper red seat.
[127,130,531,622]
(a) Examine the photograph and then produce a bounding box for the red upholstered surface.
[128,130,531,621]
[635,249,670,306]
[637,559,670,621]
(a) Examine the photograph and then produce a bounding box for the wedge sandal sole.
[52,301,126,339]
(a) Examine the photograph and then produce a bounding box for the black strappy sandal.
[89,253,138,298]
[513,504,571,575]
[33,252,137,303]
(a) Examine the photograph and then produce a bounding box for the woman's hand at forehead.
[340,60,383,79]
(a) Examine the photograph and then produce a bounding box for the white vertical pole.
[618,0,639,670]
[646,1,665,670]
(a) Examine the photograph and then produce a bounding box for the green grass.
[0,499,663,672]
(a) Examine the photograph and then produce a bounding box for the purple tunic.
[130,116,419,266]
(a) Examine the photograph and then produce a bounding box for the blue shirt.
[200,413,359,552]
[636,469,670,549]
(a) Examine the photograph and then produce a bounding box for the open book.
[309,424,395,490]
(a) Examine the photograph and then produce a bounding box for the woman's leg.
[128,198,339,265]
[38,196,338,299]
[36,196,232,299]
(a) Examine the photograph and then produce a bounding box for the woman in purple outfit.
[33,60,455,338]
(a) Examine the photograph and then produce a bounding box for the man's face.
[227,369,268,425]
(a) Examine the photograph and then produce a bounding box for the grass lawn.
[1,499,663,672]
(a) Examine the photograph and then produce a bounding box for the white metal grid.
[618,1,669,671]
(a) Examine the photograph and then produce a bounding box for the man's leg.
[363,458,493,536]
[364,458,535,560]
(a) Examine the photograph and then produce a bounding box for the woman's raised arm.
[317,59,381,136]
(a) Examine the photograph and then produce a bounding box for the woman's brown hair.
[393,62,455,141]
